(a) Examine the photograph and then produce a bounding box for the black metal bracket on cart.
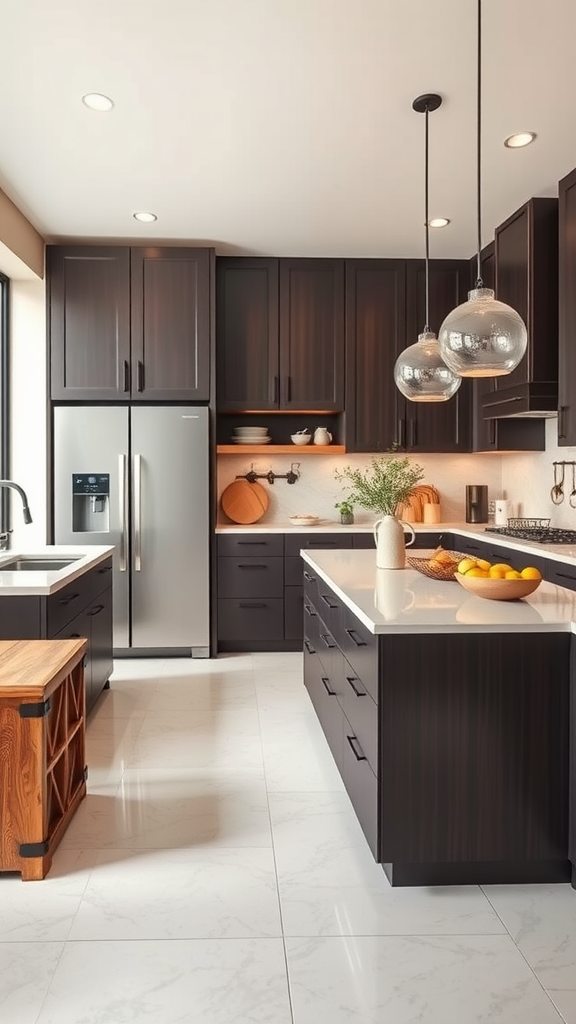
[235,462,301,485]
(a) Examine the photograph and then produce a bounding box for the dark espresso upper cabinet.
[130,248,210,402]
[279,259,344,410]
[216,259,279,411]
[483,197,558,418]
[345,260,405,453]
[403,260,471,453]
[216,257,344,411]
[49,245,212,402]
[558,167,576,446]
[49,246,131,401]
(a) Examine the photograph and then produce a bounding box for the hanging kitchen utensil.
[551,463,565,505]
[570,464,576,508]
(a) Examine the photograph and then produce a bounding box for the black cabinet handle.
[304,603,316,617]
[286,376,292,403]
[346,735,367,761]
[237,564,267,570]
[552,571,576,583]
[490,418,496,446]
[304,639,316,655]
[320,594,339,609]
[397,418,406,448]
[98,565,112,574]
[345,628,367,648]
[70,633,81,638]
[346,676,366,697]
[238,602,266,608]
[320,633,336,649]
[321,676,336,696]
[88,604,105,617]
[273,375,279,404]
[559,405,567,439]
[409,419,416,448]
[123,359,130,393]
[238,541,267,546]
[137,360,144,392]
[59,592,80,606]
[303,571,317,582]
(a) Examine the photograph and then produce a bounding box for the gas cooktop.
[486,526,576,545]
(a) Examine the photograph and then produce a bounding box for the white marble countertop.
[301,547,576,635]
[0,546,114,596]
[216,520,576,568]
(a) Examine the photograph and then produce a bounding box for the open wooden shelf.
[217,445,346,455]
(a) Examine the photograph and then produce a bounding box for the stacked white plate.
[232,426,271,445]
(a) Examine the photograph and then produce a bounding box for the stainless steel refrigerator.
[53,405,210,656]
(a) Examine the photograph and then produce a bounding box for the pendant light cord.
[424,105,431,331]
[475,0,484,288]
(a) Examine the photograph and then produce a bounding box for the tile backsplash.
[499,417,576,527]
[217,451,503,526]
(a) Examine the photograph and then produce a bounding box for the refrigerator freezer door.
[53,406,130,648]
[130,406,210,650]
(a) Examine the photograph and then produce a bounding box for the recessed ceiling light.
[428,217,450,228]
[504,132,536,149]
[133,212,158,223]
[82,93,114,112]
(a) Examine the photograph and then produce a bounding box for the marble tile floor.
[1,652,576,1023]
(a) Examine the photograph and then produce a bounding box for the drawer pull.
[98,565,112,574]
[304,639,316,655]
[321,676,336,696]
[237,541,267,546]
[237,564,268,570]
[346,735,367,762]
[88,604,105,617]
[345,628,367,648]
[59,592,80,606]
[304,603,317,617]
[320,594,339,610]
[320,633,336,649]
[553,571,576,582]
[238,602,266,608]
[346,676,366,697]
[303,571,317,582]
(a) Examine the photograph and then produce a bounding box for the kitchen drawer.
[303,566,320,607]
[316,619,339,678]
[47,572,94,637]
[218,598,284,642]
[285,555,305,587]
[218,556,284,599]
[285,533,353,556]
[304,644,344,775]
[0,596,41,639]
[315,580,344,638]
[218,534,284,557]
[342,712,379,858]
[339,608,378,703]
[545,560,576,592]
[452,536,491,559]
[89,558,114,599]
[303,598,321,654]
[412,531,454,550]
[340,657,378,775]
[285,586,304,641]
[483,543,545,574]
[352,534,375,549]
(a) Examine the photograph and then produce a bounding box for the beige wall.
[0,189,44,279]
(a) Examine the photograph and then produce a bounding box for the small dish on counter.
[288,514,321,526]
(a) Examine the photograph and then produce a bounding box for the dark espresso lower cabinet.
[303,570,571,886]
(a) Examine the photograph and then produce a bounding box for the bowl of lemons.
[454,557,542,601]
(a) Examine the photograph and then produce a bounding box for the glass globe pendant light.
[394,94,462,402]
[438,0,527,378]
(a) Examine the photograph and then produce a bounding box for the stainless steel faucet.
[0,481,33,550]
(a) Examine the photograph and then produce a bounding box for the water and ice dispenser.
[72,474,110,533]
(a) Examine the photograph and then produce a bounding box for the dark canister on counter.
[466,484,488,524]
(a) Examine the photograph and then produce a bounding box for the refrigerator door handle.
[119,454,129,572]
[134,453,142,571]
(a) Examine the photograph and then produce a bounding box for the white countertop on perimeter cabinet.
[216,521,576,568]
[301,548,576,635]
[0,546,114,596]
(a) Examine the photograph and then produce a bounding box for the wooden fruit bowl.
[454,573,542,601]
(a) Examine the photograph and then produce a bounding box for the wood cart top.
[0,639,87,700]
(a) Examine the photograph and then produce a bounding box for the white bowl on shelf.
[290,433,311,445]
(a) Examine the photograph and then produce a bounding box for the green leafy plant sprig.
[334,455,424,517]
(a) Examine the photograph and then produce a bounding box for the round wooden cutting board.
[220,479,270,524]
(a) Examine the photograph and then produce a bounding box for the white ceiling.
[1,0,575,258]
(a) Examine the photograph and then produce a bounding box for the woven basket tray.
[407,552,467,581]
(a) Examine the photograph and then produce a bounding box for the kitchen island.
[301,548,575,887]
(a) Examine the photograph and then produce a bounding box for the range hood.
[482,381,558,419]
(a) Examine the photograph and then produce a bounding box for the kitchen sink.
[0,557,80,572]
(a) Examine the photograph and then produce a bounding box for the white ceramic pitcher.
[373,515,415,569]
[313,427,332,445]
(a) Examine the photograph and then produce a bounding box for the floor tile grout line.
[479,886,569,1023]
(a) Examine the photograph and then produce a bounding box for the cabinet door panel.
[0,597,41,639]
[131,248,210,401]
[217,557,284,599]
[405,260,471,452]
[559,169,576,446]
[49,246,130,400]
[342,713,379,858]
[280,259,344,410]
[494,208,530,390]
[284,586,304,641]
[345,260,405,452]
[88,587,113,710]
[216,259,279,410]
